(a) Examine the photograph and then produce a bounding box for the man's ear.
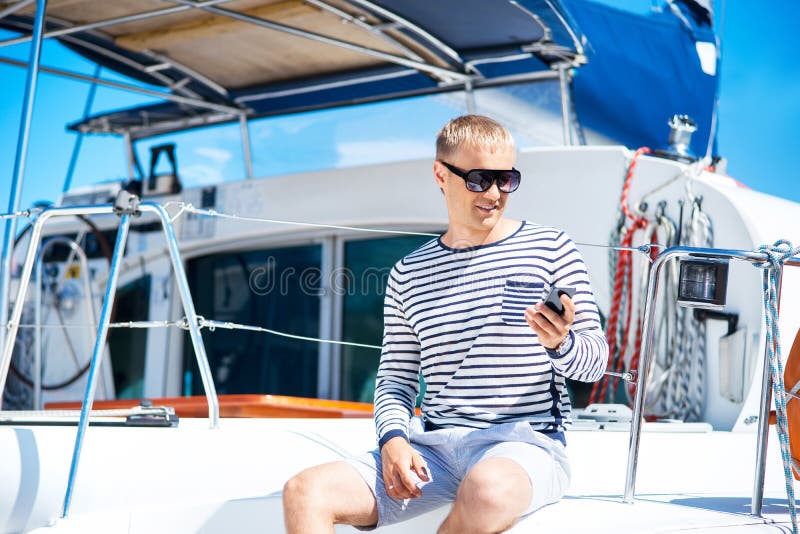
[433,160,447,190]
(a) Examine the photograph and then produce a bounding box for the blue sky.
[1,1,798,212]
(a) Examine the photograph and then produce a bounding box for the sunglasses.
[440,161,521,193]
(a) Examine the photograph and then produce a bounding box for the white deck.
[0,417,795,533]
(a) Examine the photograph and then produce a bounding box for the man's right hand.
[380,436,429,500]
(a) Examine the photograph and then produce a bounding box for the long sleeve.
[546,232,609,382]
[373,264,421,449]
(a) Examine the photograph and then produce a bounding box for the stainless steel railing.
[0,197,219,519]
[623,245,800,519]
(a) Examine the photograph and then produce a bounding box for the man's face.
[434,145,515,235]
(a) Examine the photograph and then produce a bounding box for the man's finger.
[411,452,430,481]
[525,307,558,336]
[392,473,414,499]
[561,295,576,323]
[534,301,565,326]
[383,467,397,498]
[397,467,422,498]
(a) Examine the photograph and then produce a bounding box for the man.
[283,115,608,533]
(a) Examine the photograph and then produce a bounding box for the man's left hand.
[524,294,575,350]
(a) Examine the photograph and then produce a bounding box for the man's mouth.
[476,204,498,214]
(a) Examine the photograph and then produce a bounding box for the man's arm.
[525,232,609,382]
[374,267,421,447]
[374,267,429,499]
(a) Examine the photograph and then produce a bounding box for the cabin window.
[339,235,432,403]
[108,276,150,399]
[183,245,321,397]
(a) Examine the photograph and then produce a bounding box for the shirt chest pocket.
[501,281,545,326]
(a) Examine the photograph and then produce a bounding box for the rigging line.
[167,202,666,252]
[171,202,440,237]
[636,158,707,215]
[574,242,665,255]
[198,318,382,350]
[755,240,800,533]
[604,370,636,383]
[17,318,384,350]
[14,324,98,329]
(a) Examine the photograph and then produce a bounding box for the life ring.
[784,328,800,480]
[770,327,800,480]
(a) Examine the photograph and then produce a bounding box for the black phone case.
[544,286,576,315]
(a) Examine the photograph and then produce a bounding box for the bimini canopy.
[0,0,718,155]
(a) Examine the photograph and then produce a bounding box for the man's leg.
[283,461,378,534]
[438,457,531,534]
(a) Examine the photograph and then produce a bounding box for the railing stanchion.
[61,213,131,518]
[143,202,219,427]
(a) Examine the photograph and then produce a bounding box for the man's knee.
[283,461,378,528]
[283,465,329,512]
[457,459,531,517]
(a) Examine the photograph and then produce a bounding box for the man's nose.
[484,181,501,200]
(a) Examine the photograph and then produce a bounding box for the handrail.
[0,198,220,519]
[623,245,798,515]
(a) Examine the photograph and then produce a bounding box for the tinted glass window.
[184,245,321,397]
[108,276,150,399]
[340,235,432,403]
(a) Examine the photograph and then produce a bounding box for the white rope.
[13,317,383,352]
[169,202,440,237]
[166,201,665,254]
[196,318,382,350]
[754,240,800,534]
[113,318,383,350]
[661,199,713,421]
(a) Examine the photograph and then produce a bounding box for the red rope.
[590,148,651,404]
[624,226,660,400]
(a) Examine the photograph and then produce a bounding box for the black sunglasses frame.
[440,161,521,193]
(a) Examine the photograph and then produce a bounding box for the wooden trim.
[46,393,374,418]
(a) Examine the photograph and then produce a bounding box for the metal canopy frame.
[0,55,243,116]
[163,0,471,84]
[61,67,561,140]
[0,0,584,348]
[0,12,236,104]
[0,0,34,20]
[0,0,584,141]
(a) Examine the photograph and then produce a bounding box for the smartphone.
[543,286,576,315]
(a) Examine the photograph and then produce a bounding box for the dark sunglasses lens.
[497,171,521,192]
[465,171,494,192]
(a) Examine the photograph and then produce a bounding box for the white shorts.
[345,419,571,530]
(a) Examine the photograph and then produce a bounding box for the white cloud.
[336,139,431,167]
[194,146,233,164]
[180,164,224,185]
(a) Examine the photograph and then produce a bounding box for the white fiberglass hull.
[1,417,795,533]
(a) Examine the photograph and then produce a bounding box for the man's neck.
[441,218,519,249]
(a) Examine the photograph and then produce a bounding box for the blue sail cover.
[564,0,718,156]
[0,0,719,155]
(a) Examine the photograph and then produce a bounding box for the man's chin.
[473,212,503,229]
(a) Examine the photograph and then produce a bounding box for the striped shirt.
[374,221,609,448]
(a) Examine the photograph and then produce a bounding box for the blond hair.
[435,115,515,162]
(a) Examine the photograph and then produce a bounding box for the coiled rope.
[663,198,713,421]
[755,239,800,534]
[591,147,651,404]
